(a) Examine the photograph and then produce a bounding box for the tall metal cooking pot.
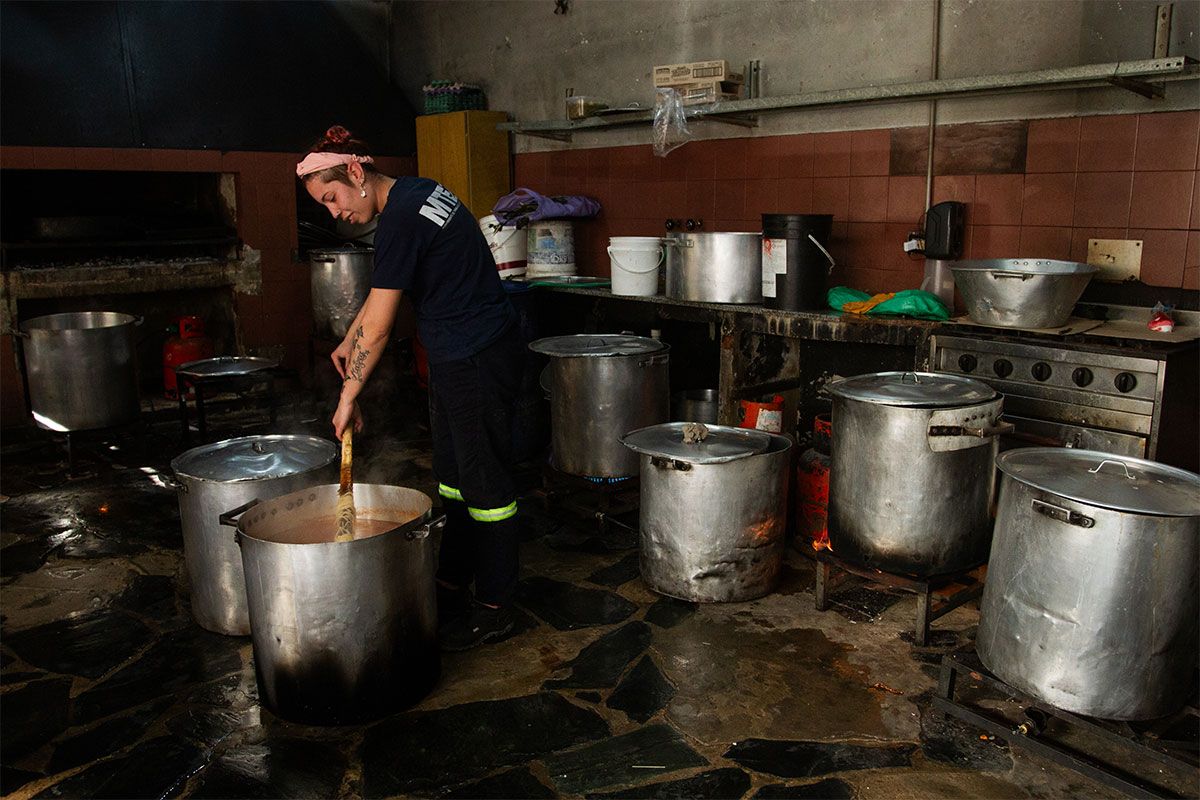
[623,423,789,602]
[170,435,338,636]
[310,247,374,340]
[978,449,1200,721]
[530,334,669,477]
[224,483,442,725]
[18,311,141,431]
[826,372,1010,577]
[664,232,763,304]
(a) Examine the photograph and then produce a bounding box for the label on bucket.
[754,409,783,433]
[762,238,788,298]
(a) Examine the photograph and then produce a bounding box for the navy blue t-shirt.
[372,177,516,363]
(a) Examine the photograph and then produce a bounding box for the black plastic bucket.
[761,214,834,311]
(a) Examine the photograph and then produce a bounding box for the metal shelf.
[498,57,1198,141]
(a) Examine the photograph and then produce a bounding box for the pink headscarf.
[295,152,374,178]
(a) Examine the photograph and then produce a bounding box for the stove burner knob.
[1031,362,1052,382]
[957,354,978,373]
[1071,367,1093,387]
[993,358,1013,379]
[1114,372,1138,393]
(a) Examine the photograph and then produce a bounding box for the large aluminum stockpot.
[664,232,762,304]
[623,423,790,602]
[225,483,442,725]
[671,389,719,425]
[170,435,338,636]
[978,449,1200,721]
[826,372,1010,577]
[18,312,140,431]
[530,334,669,477]
[310,247,374,340]
[951,259,1098,329]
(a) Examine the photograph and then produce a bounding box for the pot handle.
[1031,498,1095,529]
[928,421,1015,439]
[9,328,29,339]
[990,271,1035,281]
[1087,459,1135,479]
[661,238,693,248]
[807,234,837,275]
[407,514,446,541]
[651,456,692,472]
[162,474,184,492]
[312,256,337,264]
[219,498,260,529]
[639,353,669,368]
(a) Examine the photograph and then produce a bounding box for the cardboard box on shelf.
[672,81,744,106]
[653,60,744,87]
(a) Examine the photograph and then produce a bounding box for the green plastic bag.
[826,286,950,321]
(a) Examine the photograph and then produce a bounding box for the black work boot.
[439,601,514,651]
[436,582,474,632]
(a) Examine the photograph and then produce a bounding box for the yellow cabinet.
[415,111,511,220]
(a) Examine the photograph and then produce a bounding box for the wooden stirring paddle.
[335,428,355,542]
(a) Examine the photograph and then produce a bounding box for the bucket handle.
[607,247,664,273]
[219,498,260,530]
[1031,498,1094,529]
[808,234,837,274]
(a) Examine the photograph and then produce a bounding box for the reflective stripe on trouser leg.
[467,502,518,522]
[438,483,464,502]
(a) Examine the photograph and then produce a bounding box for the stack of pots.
[170,435,339,635]
[530,334,669,478]
[310,247,374,340]
[622,423,792,602]
[825,371,1010,577]
[979,449,1200,721]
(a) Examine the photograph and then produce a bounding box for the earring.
[359,186,367,198]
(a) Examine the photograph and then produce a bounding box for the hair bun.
[324,125,352,145]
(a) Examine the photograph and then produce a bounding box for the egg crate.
[422,81,487,114]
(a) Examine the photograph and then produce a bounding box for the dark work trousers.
[428,326,524,607]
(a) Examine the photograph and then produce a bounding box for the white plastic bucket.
[480,215,527,278]
[526,220,576,278]
[607,236,663,296]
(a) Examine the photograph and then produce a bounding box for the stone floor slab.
[543,723,708,795]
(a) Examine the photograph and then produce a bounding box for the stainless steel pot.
[530,335,669,477]
[951,259,1098,329]
[672,389,719,424]
[664,232,762,304]
[826,372,1010,577]
[17,312,141,431]
[310,247,374,340]
[978,449,1200,721]
[224,483,442,725]
[170,435,338,635]
[623,423,790,602]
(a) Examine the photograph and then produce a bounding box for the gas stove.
[928,306,1199,471]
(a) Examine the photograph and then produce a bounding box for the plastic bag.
[491,188,601,228]
[827,286,950,321]
[1149,301,1175,332]
[652,88,691,157]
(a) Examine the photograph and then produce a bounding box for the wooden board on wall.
[890,121,1028,175]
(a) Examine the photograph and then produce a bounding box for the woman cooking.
[297,125,522,651]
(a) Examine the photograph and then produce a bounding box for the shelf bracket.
[694,113,760,129]
[520,130,573,143]
[1106,74,1165,99]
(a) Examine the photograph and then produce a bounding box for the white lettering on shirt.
[417,184,461,228]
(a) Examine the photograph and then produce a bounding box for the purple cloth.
[491,188,601,227]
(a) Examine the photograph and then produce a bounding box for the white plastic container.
[526,221,576,278]
[479,215,527,278]
[607,236,664,296]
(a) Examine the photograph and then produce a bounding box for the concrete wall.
[391,0,1199,151]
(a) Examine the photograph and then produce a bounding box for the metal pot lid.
[997,448,1200,517]
[175,356,278,379]
[621,423,773,464]
[825,371,997,407]
[171,434,338,483]
[529,334,667,357]
[309,246,374,255]
[950,258,1098,275]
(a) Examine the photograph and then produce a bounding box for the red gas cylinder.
[738,394,784,433]
[163,316,215,399]
[796,413,832,550]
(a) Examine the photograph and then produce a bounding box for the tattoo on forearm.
[346,325,371,384]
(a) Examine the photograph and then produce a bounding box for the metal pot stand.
[174,357,285,443]
[933,651,1199,799]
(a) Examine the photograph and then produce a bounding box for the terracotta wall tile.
[685,180,716,222]
[776,178,813,213]
[1192,170,1200,229]
[186,149,222,172]
[108,149,151,171]
[973,174,1024,225]
[932,175,975,207]
[812,177,850,220]
[813,132,852,177]
[1188,231,1200,269]
[587,148,613,180]
[1070,227,1127,262]
[1135,111,1199,171]
[850,129,890,176]
[257,182,297,218]
[606,179,638,219]
[887,176,926,225]
[882,222,918,271]
[514,152,547,188]
[1185,266,1199,291]
[611,144,659,180]
[1026,117,1079,173]
[777,133,814,178]
[848,176,888,222]
[74,148,117,170]
[1129,171,1194,230]
[0,145,34,168]
[1022,173,1075,226]
[1018,226,1072,259]
[844,222,886,269]
[1073,172,1132,228]
[1078,115,1138,172]
[712,218,757,233]
[970,225,1021,258]
[1129,228,1187,288]
[659,179,688,219]
[745,179,780,218]
[32,147,77,169]
[711,138,748,180]
[746,137,780,180]
[149,148,192,171]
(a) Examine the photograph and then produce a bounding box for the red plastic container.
[738,394,784,433]
[796,413,832,549]
[163,316,214,399]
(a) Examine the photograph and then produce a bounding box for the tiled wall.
[514,110,1199,295]
[0,146,415,426]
